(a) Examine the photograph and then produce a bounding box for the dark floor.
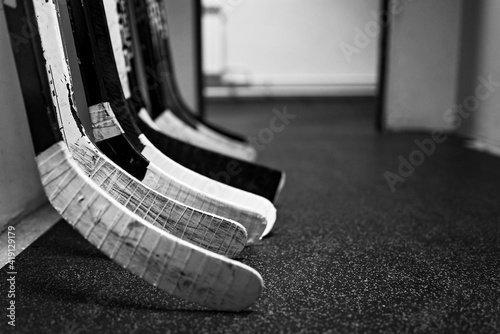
[2,98,500,333]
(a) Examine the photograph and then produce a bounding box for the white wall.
[384,0,463,131]
[457,0,500,147]
[0,8,47,229]
[204,0,381,88]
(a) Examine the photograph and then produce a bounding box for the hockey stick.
[101,0,278,238]
[130,0,257,161]
[3,0,262,311]
[138,0,250,145]
[8,0,247,257]
[116,0,286,203]
[66,0,270,243]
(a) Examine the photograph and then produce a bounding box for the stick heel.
[69,142,247,257]
[89,103,269,243]
[36,142,262,311]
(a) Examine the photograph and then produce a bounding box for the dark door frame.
[376,0,392,132]
[194,0,205,118]
[195,0,392,126]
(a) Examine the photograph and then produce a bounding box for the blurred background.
[166,0,381,111]
[201,0,380,98]
[164,0,500,151]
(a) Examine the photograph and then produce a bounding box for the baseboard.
[465,138,500,158]
[0,202,61,269]
[205,84,377,99]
